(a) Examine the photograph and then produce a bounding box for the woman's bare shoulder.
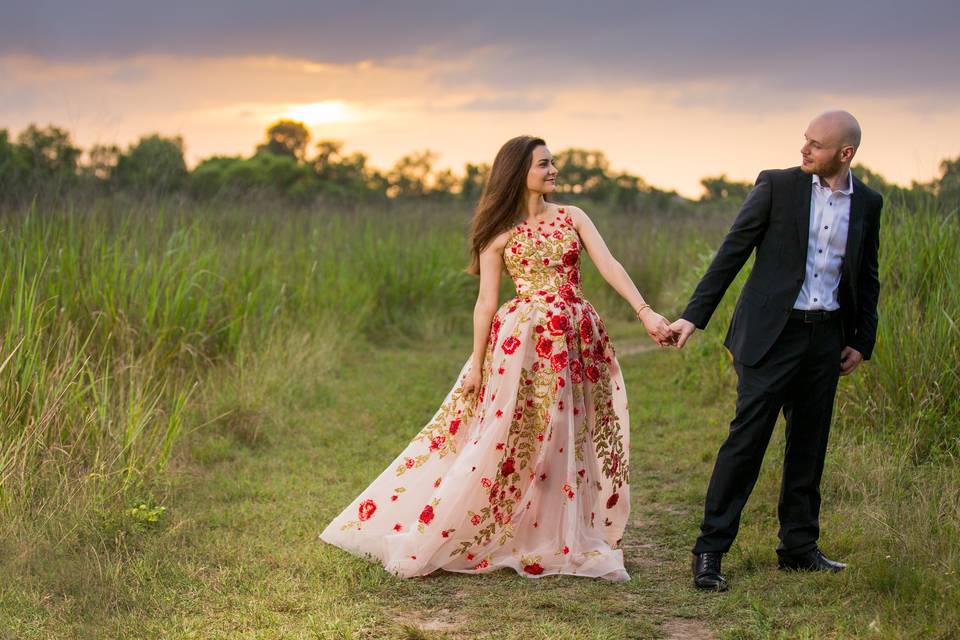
[484,227,515,253]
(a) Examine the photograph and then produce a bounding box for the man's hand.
[840,346,863,376]
[639,308,677,347]
[669,318,697,348]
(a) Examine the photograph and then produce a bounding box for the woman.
[320,136,675,581]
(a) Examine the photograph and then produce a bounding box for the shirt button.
[824,225,829,229]
[814,297,818,302]
[814,274,819,278]
[818,249,823,253]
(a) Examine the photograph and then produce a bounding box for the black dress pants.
[692,314,844,557]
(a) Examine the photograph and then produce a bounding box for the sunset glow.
[284,100,355,126]
[1,2,957,197]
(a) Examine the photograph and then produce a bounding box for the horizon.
[3,1,959,198]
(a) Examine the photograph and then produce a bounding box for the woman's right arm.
[463,231,509,395]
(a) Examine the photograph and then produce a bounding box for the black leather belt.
[789,308,842,323]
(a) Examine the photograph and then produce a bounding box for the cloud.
[4,1,957,99]
[457,95,551,112]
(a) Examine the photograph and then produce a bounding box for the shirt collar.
[812,169,854,195]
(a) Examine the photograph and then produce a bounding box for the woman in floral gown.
[320,136,676,581]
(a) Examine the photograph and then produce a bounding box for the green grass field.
[0,197,957,638]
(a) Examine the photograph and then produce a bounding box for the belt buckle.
[803,310,822,323]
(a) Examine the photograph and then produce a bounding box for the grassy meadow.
[0,193,957,639]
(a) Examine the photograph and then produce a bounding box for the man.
[670,111,883,591]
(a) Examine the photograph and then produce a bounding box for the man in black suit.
[669,111,883,591]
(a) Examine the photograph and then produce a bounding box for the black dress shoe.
[777,548,847,572]
[692,552,728,591]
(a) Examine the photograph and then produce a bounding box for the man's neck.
[818,166,851,192]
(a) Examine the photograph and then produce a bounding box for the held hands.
[636,309,696,349]
[668,318,697,348]
[638,307,678,347]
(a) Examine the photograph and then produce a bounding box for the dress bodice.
[503,208,584,301]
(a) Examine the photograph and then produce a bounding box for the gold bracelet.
[634,303,651,320]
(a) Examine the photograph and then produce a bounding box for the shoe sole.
[693,580,729,592]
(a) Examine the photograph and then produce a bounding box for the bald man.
[670,111,883,591]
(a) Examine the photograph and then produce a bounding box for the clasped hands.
[637,309,864,375]
[636,308,697,348]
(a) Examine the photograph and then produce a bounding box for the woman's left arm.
[568,206,675,345]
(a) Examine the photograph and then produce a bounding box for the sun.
[284,100,355,125]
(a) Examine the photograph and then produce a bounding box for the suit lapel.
[795,169,812,263]
[844,175,866,277]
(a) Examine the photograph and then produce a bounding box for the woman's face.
[526,145,558,195]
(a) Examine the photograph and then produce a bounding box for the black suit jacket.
[681,166,882,367]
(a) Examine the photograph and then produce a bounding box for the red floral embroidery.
[393,523,402,532]
[579,316,593,343]
[501,457,516,476]
[550,351,568,372]
[586,364,600,383]
[501,336,521,354]
[536,336,553,358]
[547,315,568,336]
[449,419,460,435]
[419,505,435,525]
[606,492,619,509]
[558,283,578,302]
[523,563,544,575]
[358,499,377,521]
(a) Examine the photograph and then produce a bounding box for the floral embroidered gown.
[320,207,631,581]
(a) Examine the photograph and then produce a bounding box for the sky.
[2,1,959,197]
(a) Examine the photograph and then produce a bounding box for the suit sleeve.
[849,194,882,360]
[681,170,773,329]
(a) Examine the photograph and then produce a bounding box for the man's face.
[800,118,846,177]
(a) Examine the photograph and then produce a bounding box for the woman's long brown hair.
[466,135,547,275]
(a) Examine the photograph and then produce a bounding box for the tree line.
[1,120,957,211]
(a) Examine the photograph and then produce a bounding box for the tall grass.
[1,193,956,636]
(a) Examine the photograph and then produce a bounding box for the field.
[0,195,957,639]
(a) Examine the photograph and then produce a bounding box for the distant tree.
[431,167,458,196]
[594,172,649,209]
[0,129,27,197]
[310,139,381,198]
[699,174,752,202]
[257,120,311,162]
[115,134,188,193]
[16,124,81,190]
[83,143,121,182]
[460,162,490,203]
[851,163,893,193]
[221,153,317,200]
[553,148,610,195]
[937,156,960,212]
[387,150,438,197]
[189,156,244,199]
